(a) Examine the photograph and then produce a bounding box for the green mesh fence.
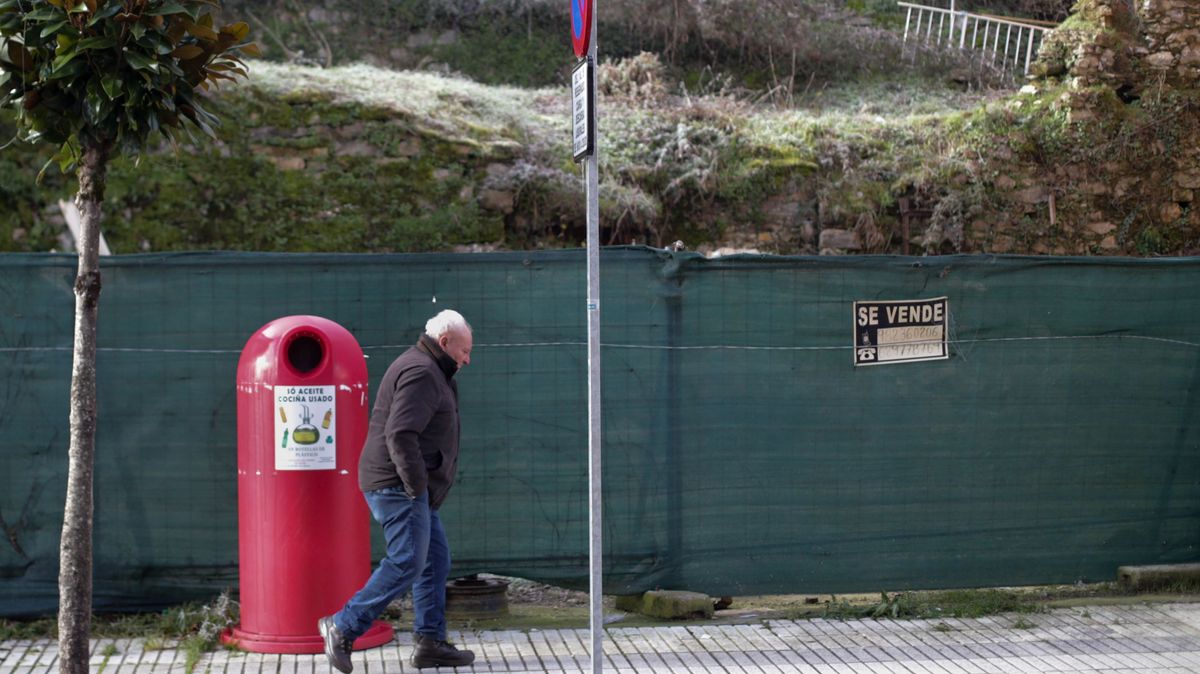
[2,248,1199,617]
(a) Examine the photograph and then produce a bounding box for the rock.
[1100,235,1119,250]
[334,122,366,139]
[1161,202,1184,223]
[1147,51,1177,68]
[638,590,714,620]
[270,156,306,171]
[762,196,800,224]
[1172,188,1194,203]
[1119,563,1200,591]
[451,243,500,253]
[1067,108,1095,123]
[818,228,861,250]
[335,141,380,158]
[307,7,335,22]
[11,227,26,242]
[406,31,435,49]
[1182,46,1200,66]
[433,168,455,181]
[1031,59,1067,78]
[1176,171,1200,189]
[994,175,1017,190]
[799,222,816,244]
[614,595,643,612]
[478,190,514,214]
[708,247,761,258]
[395,137,422,157]
[1087,222,1117,236]
[1014,187,1045,204]
[1073,56,1101,75]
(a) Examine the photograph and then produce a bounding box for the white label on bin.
[274,385,336,470]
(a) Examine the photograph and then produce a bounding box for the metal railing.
[898,1,1055,76]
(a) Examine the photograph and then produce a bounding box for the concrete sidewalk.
[5,602,1200,673]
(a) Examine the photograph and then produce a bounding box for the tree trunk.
[58,137,111,674]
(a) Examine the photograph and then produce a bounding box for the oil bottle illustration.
[321,409,332,429]
[292,405,321,445]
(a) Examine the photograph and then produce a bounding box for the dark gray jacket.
[358,335,460,508]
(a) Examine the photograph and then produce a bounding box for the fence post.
[1024,29,1037,74]
[1003,24,1013,64]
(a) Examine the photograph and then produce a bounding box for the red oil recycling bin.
[223,316,393,653]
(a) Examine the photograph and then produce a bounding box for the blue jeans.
[333,487,451,641]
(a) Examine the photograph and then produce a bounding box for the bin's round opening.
[286,332,325,374]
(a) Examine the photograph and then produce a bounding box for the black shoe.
[410,634,475,668]
[318,615,354,673]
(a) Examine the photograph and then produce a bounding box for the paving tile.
[479,629,515,672]
[14,602,1200,673]
[524,630,562,672]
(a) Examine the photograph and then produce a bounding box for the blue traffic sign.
[571,0,592,58]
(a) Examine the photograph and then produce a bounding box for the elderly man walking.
[319,309,475,671]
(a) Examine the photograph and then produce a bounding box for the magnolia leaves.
[0,0,256,174]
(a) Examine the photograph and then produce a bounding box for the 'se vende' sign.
[853,297,949,366]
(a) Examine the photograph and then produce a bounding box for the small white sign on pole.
[572,58,595,161]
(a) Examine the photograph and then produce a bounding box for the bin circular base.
[221,620,394,654]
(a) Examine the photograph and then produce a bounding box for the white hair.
[425,309,471,339]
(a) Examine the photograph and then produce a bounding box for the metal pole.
[585,2,603,672]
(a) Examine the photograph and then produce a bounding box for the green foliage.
[429,19,567,88]
[0,62,1074,254]
[93,86,506,252]
[0,615,57,640]
[0,591,239,667]
[822,589,1047,620]
[0,0,258,170]
[0,109,71,250]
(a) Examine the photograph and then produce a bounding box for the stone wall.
[1141,0,1200,85]
[739,0,1198,257]
[951,0,1200,256]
